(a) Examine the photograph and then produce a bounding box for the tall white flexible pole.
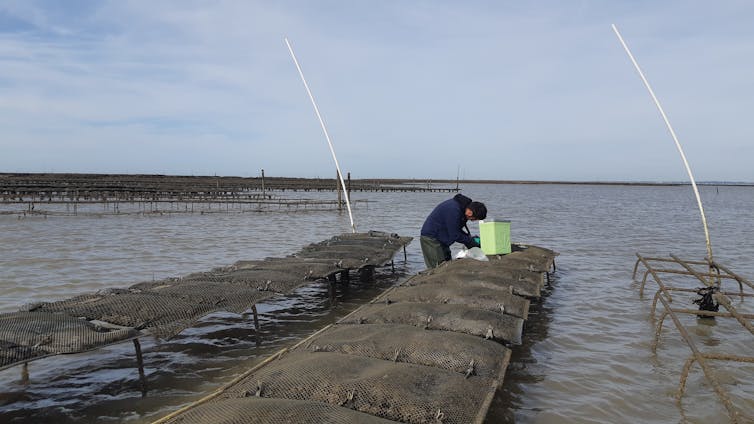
[612,24,713,263]
[284,37,356,233]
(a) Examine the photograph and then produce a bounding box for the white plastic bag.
[454,247,489,261]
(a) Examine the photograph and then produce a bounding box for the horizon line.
[1,172,752,187]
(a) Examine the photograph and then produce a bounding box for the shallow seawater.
[1,184,753,423]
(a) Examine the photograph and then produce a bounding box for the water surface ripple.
[1,184,753,423]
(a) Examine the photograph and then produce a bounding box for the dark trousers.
[420,236,451,269]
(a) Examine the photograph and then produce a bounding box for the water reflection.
[486,267,559,423]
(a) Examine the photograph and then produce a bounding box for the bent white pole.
[612,24,713,263]
[284,37,356,233]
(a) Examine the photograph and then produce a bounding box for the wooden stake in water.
[285,37,356,233]
[612,24,713,264]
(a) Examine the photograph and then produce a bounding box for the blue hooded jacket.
[421,194,475,248]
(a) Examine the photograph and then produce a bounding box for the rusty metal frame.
[633,255,754,300]
[634,253,753,424]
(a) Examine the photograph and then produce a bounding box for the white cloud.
[1,1,753,181]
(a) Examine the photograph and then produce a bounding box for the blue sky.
[1,1,753,181]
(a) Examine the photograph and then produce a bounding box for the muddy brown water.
[1,184,753,423]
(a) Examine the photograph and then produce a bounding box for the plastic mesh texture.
[157,243,558,424]
[297,323,510,379]
[295,232,412,267]
[219,351,495,424]
[382,282,530,319]
[339,302,524,345]
[0,231,411,369]
[35,292,222,338]
[180,269,319,294]
[408,260,544,298]
[422,244,558,296]
[0,312,137,369]
[229,257,342,278]
[129,279,275,314]
[492,244,559,272]
[40,231,409,337]
[166,397,399,424]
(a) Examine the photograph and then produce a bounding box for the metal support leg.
[359,266,375,282]
[251,305,261,347]
[328,279,337,305]
[21,362,29,385]
[133,338,147,397]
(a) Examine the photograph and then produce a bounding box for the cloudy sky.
[1,1,753,182]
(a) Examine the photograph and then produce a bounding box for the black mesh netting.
[405,245,558,300]
[165,397,399,424]
[408,260,544,298]
[297,323,510,379]
[228,257,342,278]
[179,269,320,293]
[34,279,277,338]
[382,282,530,319]
[0,312,137,369]
[158,243,558,424]
[129,279,275,314]
[339,302,524,345]
[0,232,412,369]
[294,232,411,267]
[491,244,558,272]
[35,292,221,338]
[218,351,496,424]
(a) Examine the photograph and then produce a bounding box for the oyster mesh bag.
[219,351,496,424]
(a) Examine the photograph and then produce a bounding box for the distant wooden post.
[261,169,266,197]
[347,172,351,199]
[336,170,343,210]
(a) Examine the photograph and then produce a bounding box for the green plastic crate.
[479,220,511,255]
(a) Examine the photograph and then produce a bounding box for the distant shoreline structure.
[1,172,751,218]
[1,172,752,188]
[396,178,754,187]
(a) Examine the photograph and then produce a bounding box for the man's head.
[465,201,487,221]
